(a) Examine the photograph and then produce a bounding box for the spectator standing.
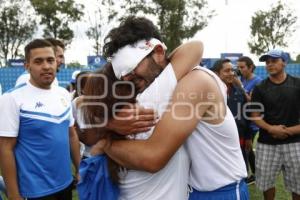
[211,59,252,175]
[0,39,80,200]
[251,49,300,200]
[15,38,64,87]
[237,56,262,184]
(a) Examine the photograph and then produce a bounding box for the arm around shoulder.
[105,71,211,172]
[169,40,204,81]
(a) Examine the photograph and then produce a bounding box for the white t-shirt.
[15,71,59,87]
[118,64,190,200]
[0,82,74,197]
[186,67,247,191]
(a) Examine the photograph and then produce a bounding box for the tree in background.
[67,60,84,68]
[30,0,84,45]
[115,0,214,51]
[86,0,117,55]
[290,54,300,63]
[296,54,300,63]
[86,14,102,56]
[0,0,37,67]
[248,0,297,56]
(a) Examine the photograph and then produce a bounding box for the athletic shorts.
[189,179,249,200]
[256,142,300,194]
[26,183,73,200]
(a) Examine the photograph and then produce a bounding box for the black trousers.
[27,183,73,200]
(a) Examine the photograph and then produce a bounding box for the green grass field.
[70,177,293,200]
[1,177,292,200]
[247,133,291,200]
[0,135,293,200]
[248,174,291,200]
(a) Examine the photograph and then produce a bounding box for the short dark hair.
[237,56,255,71]
[103,16,162,58]
[211,59,231,73]
[24,39,55,62]
[45,38,65,50]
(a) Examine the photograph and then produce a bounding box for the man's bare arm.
[169,40,203,81]
[286,125,300,136]
[251,112,288,139]
[83,41,203,143]
[69,126,81,178]
[107,105,157,135]
[105,41,204,137]
[0,137,23,200]
[104,71,212,172]
[79,106,157,146]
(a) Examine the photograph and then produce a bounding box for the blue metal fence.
[254,64,300,79]
[0,67,88,93]
[0,64,300,93]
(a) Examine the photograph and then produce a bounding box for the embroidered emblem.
[60,98,67,107]
[138,40,153,50]
[35,102,44,109]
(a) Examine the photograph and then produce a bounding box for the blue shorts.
[189,179,249,200]
[0,176,5,193]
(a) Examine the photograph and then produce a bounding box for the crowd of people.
[0,16,299,200]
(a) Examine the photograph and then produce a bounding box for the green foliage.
[294,54,300,63]
[86,22,102,55]
[30,0,84,45]
[67,61,84,68]
[0,1,37,66]
[248,133,292,199]
[248,1,297,56]
[86,0,117,55]
[120,0,214,51]
[248,174,291,199]
[290,54,300,64]
[85,0,213,52]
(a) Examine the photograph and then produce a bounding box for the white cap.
[111,38,167,79]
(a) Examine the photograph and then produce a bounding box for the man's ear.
[25,62,30,71]
[152,45,166,63]
[153,45,165,56]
